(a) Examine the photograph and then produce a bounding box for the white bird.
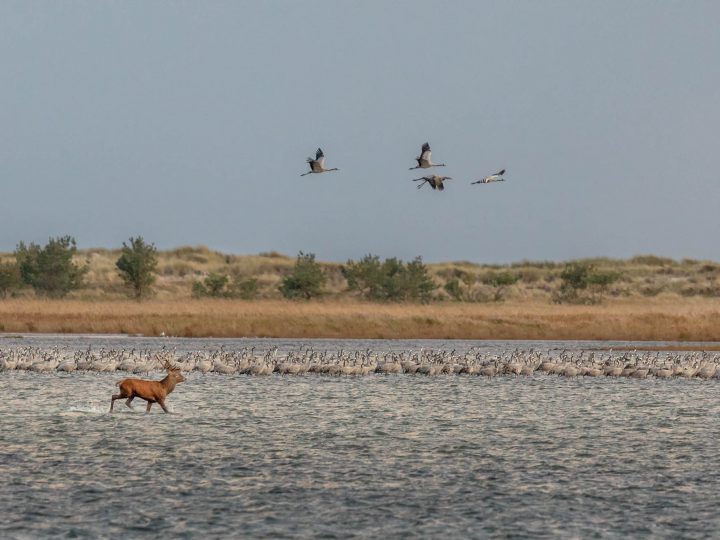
[413,175,452,191]
[471,169,506,184]
[409,142,446,170]
[301,148,339,176]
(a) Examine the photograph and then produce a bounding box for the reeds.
[1,298,719,340]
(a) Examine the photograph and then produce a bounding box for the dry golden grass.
[1,297,719,341]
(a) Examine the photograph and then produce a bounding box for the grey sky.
[1,2,718,263]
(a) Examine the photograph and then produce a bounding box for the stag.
[110,357,186,413]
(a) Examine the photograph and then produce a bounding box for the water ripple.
[2,357,720,538]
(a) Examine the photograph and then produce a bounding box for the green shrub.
[481,271,518,301]
[482,271,519,288]
[115,236,158,300]
[443,278,463,301]
[206,273,230,296]
[342,255,384,299]
[191,281,207,298]
[343,255,436,302]
[233,277,259,300]
[554,263,621,303]
[560,263,591,290]
[587,270,621,289]
[193,272,230,298]
[15,236,88,298]
[0,262,22,298]
[279,252,326,300]
[400,257,436,302]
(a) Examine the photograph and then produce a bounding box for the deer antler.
[159,354,178,371]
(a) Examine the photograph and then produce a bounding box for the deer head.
[162,356,186,383]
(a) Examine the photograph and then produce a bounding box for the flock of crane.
[3,345,720,379]
[301,142,506,192]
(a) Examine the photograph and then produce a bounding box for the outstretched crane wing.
[419,142,431,162]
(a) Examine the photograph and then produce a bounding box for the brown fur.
[110,368,185,413]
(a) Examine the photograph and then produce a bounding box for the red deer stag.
[110,357,186,413]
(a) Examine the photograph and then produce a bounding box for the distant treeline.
[1,236,719,304]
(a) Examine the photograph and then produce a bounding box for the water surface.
[2,337,719,538]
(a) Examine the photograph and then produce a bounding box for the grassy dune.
[3,246,720,302]
[2,246,720,340]
[1,298,719,341]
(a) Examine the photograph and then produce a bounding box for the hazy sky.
[1,2,719,263]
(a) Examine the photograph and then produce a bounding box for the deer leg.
[110,393,125,412]
[146,401,153,413]
[125,396,135,409]
[157,399,170,413]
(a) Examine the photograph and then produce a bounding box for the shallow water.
[2,337,720,538]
